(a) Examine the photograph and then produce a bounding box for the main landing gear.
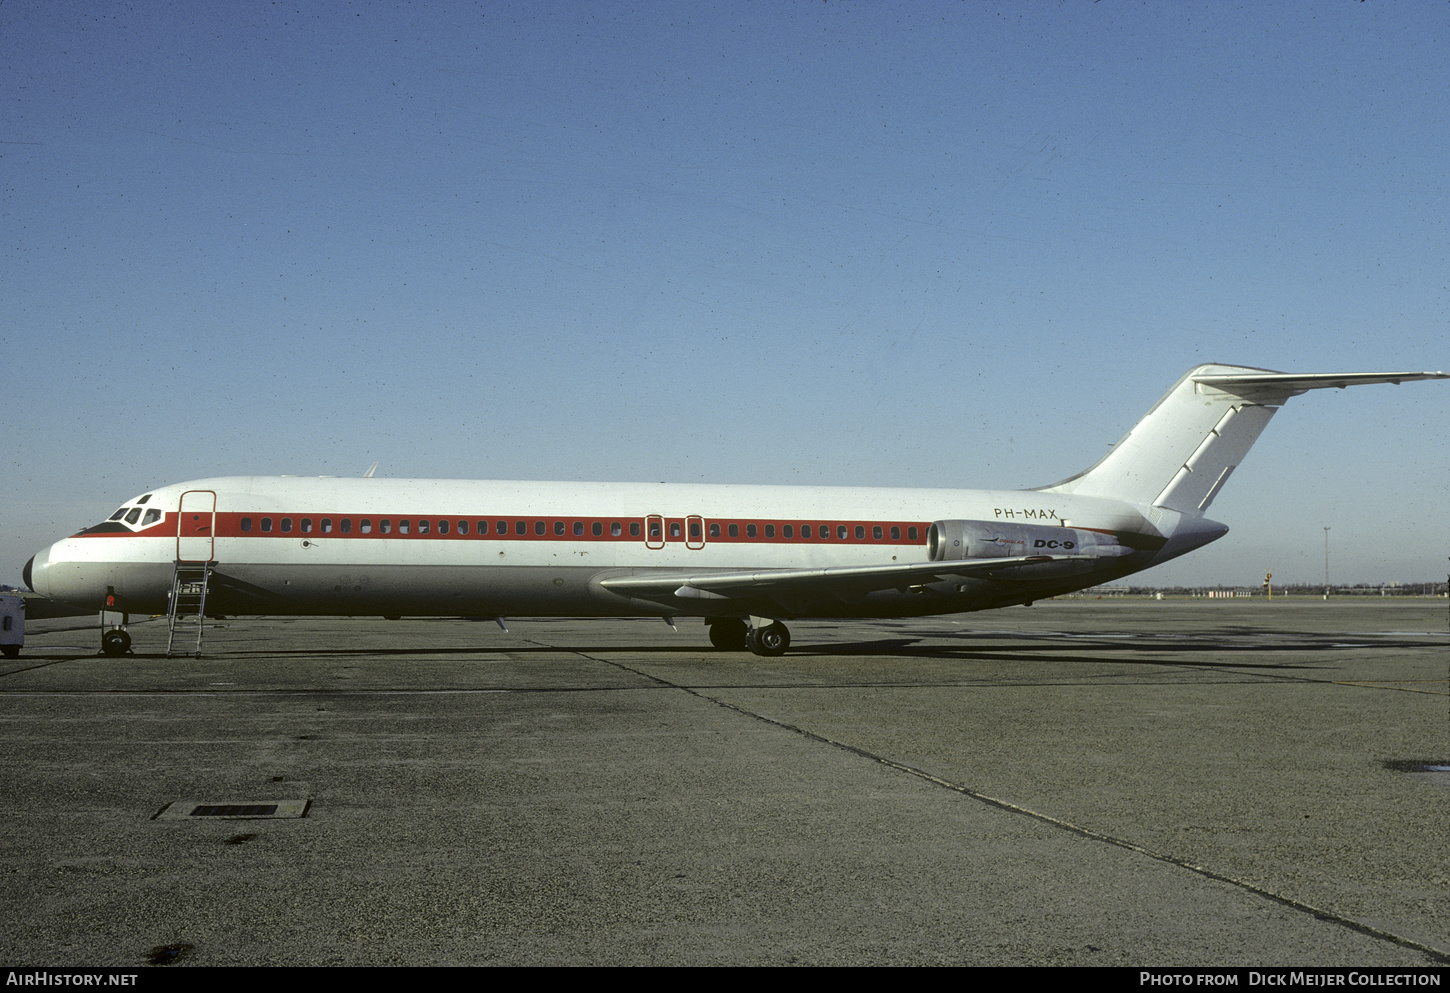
[706,617,791,657]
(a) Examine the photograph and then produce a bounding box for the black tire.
[101,629,131,656]
[708,618,748,650]
[748,622,790,657]
[0,645,18,659]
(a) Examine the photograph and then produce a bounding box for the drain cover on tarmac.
[154,799,310,820]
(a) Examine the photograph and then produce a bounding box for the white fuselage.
[24,475,1219,621]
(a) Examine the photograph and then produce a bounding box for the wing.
[596,554,1077,614]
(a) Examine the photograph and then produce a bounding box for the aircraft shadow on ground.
[22,626,1435,668]
[67,636,1405,669]
[785,638,1331,668]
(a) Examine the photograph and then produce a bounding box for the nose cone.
[23,545,50,596]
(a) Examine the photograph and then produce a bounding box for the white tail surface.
[1037,364,1448,516]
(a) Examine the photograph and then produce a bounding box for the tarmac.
[1,598,1446,967]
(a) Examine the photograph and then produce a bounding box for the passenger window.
[855,526,866,540]
[873,526,883,540]
[728,523,738,538]
[649,521,662,539]
[517,521,527,536]
[341,519,352,534]
[380,520,391,534]
[592,522,603,536]
[399,520,410,534]
[782,524,793,538]
[535,521,545,536]
[573,521,583,536]
[890,526,900,541]
[837,526,848,540]
[439,520,450,535]
[611,522,621,536]
[908,526,918,541]
[301,519,313,534]
[261,518,273,533]
[746,524,757,538]
[709,523,720,538]
[554,521,565,536]
[764,524,775,538]
[360,519,372,534]
[630,522,641,537]
[322,519,333,533]
[282,518,293,533]
[418,520,430,534]
[669,522,681,538]
[241,518,253,532]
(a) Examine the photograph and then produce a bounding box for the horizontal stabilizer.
[1193,370,1448,404]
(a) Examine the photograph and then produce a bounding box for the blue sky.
[4,1,1447,588]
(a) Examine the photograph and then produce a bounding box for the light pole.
[1323,527,1330,600]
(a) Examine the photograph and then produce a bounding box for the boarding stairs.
[166,561,214,657]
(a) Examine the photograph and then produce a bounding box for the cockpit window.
[124,508,142,525]
[137,494,152,504]
[109,508,128,521]
[141,509,162,526]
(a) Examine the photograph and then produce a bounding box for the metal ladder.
[166,561,213,657]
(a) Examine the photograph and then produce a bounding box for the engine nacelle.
[926,520,1128,561]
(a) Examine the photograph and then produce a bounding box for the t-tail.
[1037,363,1448,516]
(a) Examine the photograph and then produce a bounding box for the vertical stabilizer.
[1037,364,1448,516]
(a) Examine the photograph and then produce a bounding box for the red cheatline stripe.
[78,512,934,545]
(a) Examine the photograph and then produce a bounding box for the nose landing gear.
[101,628,132,656]
[99,600,133,656]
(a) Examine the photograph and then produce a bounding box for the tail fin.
[1037,364,1447,516]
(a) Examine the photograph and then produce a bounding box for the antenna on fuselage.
[363,462,378,478]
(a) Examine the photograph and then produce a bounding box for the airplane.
[21,363,1447,657]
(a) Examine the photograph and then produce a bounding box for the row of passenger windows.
[241,517,469,535]
[236,517,921,541]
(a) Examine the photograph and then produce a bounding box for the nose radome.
[23,546,49,595]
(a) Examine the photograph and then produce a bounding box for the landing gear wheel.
[708,618,748,651]
[1,646,18,659]
[746,621,790,657]
[100,629,131,656]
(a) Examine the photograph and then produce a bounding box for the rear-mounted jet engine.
[925,520,1131,561]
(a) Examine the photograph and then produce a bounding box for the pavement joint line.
[561,641,1450,967]
[1330,680,1450,695]
[0,656,93,677]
